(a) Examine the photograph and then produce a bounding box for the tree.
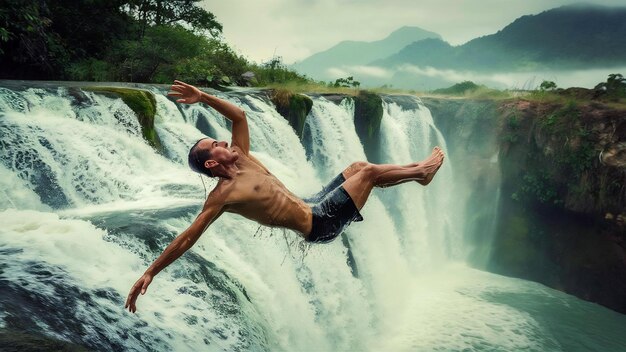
[122,0,222,38]
[110,25,205,82]
[263,56,284,83]
[539,80,557,91]
[333,76,360,89]
[47,0,135,60]
[0,0,66,78]
[174,38,249,85]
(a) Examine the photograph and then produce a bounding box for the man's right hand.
[168,80,203,104]
[125,273,153,313]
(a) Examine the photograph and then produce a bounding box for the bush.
[432,81,481,95]
[594,73,626,100]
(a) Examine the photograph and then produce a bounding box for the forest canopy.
[0,0,309,86]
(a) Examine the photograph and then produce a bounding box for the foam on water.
[379,99,462,266]
[0,209,265,351]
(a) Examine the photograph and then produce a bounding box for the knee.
[344,161,370,179]
[360,164,379,180]
[350,161,369,172]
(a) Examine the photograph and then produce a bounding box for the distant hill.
[375,4,626,71]
[291,26,441,80]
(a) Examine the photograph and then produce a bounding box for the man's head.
[188,137,237,177]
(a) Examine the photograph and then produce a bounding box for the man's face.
[199,138,238,165]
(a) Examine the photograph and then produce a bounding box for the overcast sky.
[203,0,625,65]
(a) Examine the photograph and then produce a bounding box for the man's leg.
[341,147,444,209]
[342,148,442,185]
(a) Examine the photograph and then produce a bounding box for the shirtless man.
[125,80,444,313]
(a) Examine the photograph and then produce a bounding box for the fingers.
[176,99,188,104]
[167,91,182,97]
[125,288,140,313]
[125,279,144,313]
[170,85,185,92]
[174,80,191,88]
[125,282,138,307]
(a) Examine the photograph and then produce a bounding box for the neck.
[217,163,239,179]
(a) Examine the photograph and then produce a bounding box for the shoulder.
[202,183,230,210]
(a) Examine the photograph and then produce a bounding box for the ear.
[204,159,219,169]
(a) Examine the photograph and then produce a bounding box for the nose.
[220,141,228,148]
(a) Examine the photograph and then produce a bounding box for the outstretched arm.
[125,199,224,313]
[168,80,250,154]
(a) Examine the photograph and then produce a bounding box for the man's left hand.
[125,273,153,313]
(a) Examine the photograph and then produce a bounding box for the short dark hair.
[188,138,214,177]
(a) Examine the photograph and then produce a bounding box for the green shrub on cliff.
[84,87,162,151]
[505,100,598,208]
[270,89,313,139]
[354,91,384,162]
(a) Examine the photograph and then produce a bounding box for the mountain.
[375,4,626,72]
[291,26,441,80]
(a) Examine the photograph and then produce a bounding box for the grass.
[526,89,626,110]
[265,82,361,95]
[265,81,518,100]
[604,98,626,110]
[424,87,517,100]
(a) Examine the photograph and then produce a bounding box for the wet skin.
[125,80,444,313]
[200,138,313,236]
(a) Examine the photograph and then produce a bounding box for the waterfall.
[1,84,625,351]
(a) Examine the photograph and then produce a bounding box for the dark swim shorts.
[303,173,364,244]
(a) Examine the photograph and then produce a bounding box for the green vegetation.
[512,172,561,205]
[332,76,361,89]
[507,101,596,206]
[270,89,313,139]
[539,80,557,91]
[501,112,521,143]
[84,87,162,150]
[529,74,625,105]
[594,73,626,101]
[432,81,481,95]
[431,81,512,99]
[500,73,626,218]
[0,1,310,87]
[354,91,384,162]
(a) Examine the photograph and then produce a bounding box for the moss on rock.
[85,87,162,151]
[353,91,383,162]
[270,89,313,139]
[493,98,626,313]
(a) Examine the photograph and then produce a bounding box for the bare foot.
[417,147,445,186]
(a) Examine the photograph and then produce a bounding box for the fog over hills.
[291,26,440,82]
[376,3,626,71]
[294,3,626,89]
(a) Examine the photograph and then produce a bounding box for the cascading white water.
[378,98,463,266]
[1,84,626,352]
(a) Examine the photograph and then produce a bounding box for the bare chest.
[227,172,286,204]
